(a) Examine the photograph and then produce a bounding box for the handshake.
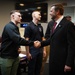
[34,41,41,48]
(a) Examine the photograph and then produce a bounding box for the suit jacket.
[0,36,2,43]
[42,17,75,75]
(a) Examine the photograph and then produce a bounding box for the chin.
[17,22,21,24]
[19,21,21,23]
[51,17,55,20]
[39,19,41,21]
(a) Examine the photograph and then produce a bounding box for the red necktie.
[52,22,57,33]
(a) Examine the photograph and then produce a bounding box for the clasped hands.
[34,41,41,48]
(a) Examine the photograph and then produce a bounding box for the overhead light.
[25,9,28,12]
[44,13,47,15]
[19,3,25,6]
[37,7,41,9]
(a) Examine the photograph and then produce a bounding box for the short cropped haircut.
[10,10,20,15]
[32,10,41,17]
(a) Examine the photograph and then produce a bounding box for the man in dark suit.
[0,36,2,43]
[35,3,75,75]
[0,36,2,75]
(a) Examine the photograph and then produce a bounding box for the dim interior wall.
[0,0,15,35]
[19,28,26,51]
[0,0,75,34]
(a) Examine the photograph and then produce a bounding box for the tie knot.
[54,22,57,26]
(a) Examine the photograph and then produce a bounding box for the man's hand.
[43,49,46,58]
[26,52,32,60]
[64,65,71,72]
[34,41,41,48]
[18,48,21,53]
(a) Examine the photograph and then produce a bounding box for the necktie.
[52,22,57,33]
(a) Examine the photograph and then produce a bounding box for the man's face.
[34,12,41,21]
[13,12,22,23]
[49,6,57,20]
[66,17,71,21]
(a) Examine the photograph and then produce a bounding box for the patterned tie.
[52,22,57,33]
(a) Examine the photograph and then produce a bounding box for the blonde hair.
[32,10,40,17]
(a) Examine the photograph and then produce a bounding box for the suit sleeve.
[41,38,50,47]
[66,22,75,67]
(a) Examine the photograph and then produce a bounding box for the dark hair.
[51,3,64,15]
[10,10,20,15]
[65,15,71,18]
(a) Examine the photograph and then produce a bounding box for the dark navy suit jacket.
[42,17,75,75]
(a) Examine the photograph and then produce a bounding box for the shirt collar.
[56,16,64,25]
[10,21,19,29]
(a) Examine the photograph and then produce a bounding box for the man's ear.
[56,10,60,15]
[11,14,14,18]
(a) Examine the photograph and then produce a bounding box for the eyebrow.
[18,15,22,17]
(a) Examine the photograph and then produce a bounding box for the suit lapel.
[51,17,66,36]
